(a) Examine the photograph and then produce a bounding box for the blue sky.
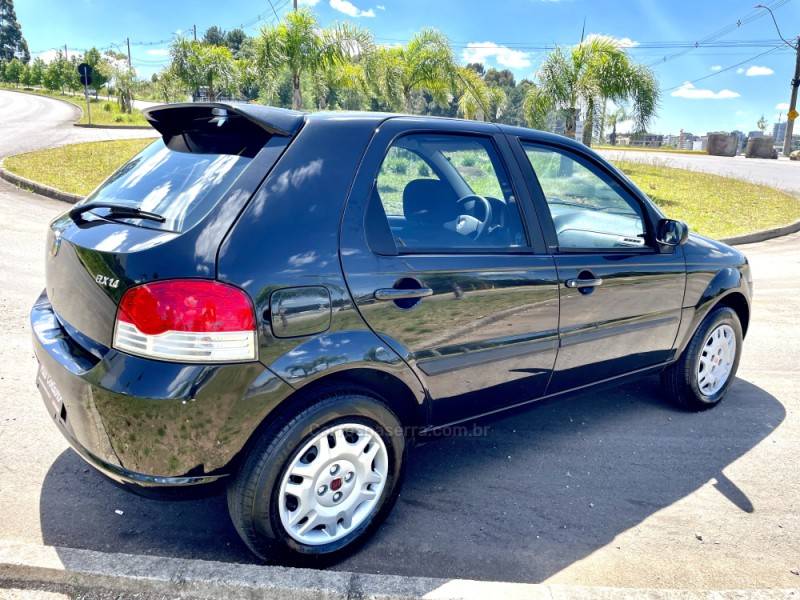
[15,0,800,134]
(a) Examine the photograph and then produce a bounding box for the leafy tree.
[366,29,455,113]
[112,62,136,112]
[255,8,373,110]
[203,26,226,46]
[484,68,515,89]
[757,115,768,133]
[524,37,659,145]
[4,56,22,85]
[0,0,28,62]
[150,69,185,103]
[83,47,109,90]
[225,28,247,57]
[465,62,484,76]
[170,38,239,100]
[28,56,44,86]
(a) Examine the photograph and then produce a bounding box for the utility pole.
[193,24,197,41]
[755,5,799,156]
[126,37,132,71]
[293,0,297,10]
[64,44,68,60]
[784,36,800,156]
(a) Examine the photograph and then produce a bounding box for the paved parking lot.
[0,177,798,588]
[0,90,798,589]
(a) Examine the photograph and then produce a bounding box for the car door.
[340,118,560,426]
[512,139,687,393]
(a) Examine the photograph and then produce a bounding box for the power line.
[647,0,794,67]
[661,45,788,92]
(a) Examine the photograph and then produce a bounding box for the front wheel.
[662,306,743,411]
[227,391,405,560]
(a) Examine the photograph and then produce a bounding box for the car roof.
[144,102,590,153]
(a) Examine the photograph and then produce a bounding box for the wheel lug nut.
[317,485,327,496]
[330,464,339,475]
[344,471,354,482]
[333,491,342,502]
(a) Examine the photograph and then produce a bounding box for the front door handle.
[374,287,434,301]
[565,278,603,289]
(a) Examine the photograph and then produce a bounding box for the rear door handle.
[374,288,434,301]
[565,278,603,289]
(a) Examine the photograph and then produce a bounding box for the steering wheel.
[456,194,493,240]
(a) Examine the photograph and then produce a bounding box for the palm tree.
[523,37,659,146]
[456,66,506,122]
[366,29,455,113]
[605,106,628,145]
[255,8,372,110]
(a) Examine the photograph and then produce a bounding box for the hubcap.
[697,324,736,397]
[278,423,389,546]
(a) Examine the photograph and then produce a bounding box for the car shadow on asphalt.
[38,374,784,583]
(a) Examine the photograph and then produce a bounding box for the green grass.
[3,139,153,196]
[613,160,800,238]
[0,84,151,127]
[4,138,800,239]
[596,144,707,155]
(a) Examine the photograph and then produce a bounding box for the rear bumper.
[31,290,292,489]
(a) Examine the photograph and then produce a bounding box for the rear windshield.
[84,138,253,233]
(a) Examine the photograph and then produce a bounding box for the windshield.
[83,138,252,233]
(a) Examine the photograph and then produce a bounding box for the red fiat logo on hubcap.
[330,478,343,491]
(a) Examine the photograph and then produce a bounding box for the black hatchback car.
[32,103,752,559]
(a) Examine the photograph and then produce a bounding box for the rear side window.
[84,138,253,233]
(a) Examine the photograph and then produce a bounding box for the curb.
[720,219,800,246]
[1,541,798,600]
[74,123,153,130]
[0,166,83,204]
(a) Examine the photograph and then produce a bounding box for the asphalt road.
[0,92,798,589]
[599,149,800,195]
[0,90,155,159]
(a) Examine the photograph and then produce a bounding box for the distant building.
[618,133,663,147]
[730,130,747,153]
[663,134,681,148]
[678,130,696,150]
[748,130,764,139]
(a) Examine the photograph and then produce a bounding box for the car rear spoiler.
[143,102,306,138]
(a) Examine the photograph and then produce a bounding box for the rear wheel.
[662,306,742,411]
[227,390,405,560]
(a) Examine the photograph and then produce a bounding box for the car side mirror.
[656,219,689,246]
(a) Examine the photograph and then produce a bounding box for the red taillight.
[114,280,256,362]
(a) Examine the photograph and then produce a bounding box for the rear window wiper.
[69,202,166,223]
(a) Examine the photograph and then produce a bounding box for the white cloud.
[329,0,375,17]
[671,81,740,100]
[462,42,531,69]
[33,48,82,63]
[299,0,320,5]
[745,65,774,76]
[710,65,722,71]
[776,102,790,110]
[583,33,638,48]
[736,68,745,74]
[145,48,169,56]
[376,3,385,8]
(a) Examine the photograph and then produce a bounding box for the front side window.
[523,144,648,250]
[372,134,526,251]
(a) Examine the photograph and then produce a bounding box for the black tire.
[227,389,405,562]
[662,306,743,411]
